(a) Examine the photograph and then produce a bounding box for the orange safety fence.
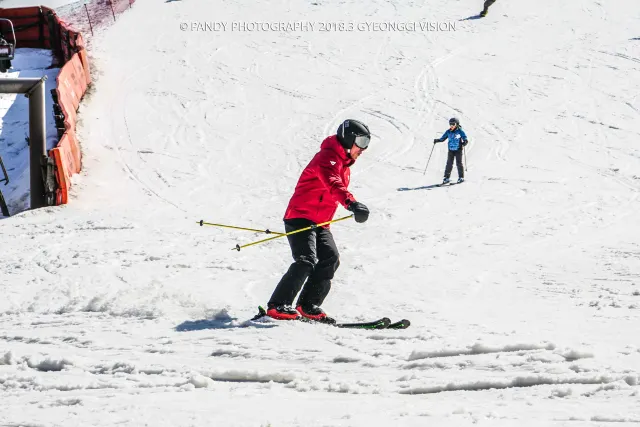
[0,6,55,49]
[50,131,80,204]
[51,52,88,204]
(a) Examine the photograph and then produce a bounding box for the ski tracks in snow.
[3,314,638,416]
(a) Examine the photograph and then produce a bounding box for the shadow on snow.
[460,14,484,21]
[175,312,278,331]
[397,183,460,191]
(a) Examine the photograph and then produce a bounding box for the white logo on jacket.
[330,161,336,165]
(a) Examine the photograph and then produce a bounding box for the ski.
[436,182,462,187]
[335,317,391,329]
[250,306,408,329]
[387,319,411,329]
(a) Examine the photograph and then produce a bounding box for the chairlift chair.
[0,18,16,73]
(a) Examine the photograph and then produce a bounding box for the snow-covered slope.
[1,0,640,425]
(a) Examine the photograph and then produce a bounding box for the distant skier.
[480,0,496,17]
[266,119,372,322]
[433,117,468,184]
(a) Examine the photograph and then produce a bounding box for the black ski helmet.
[449,117,460,127]
[336,119,371,150]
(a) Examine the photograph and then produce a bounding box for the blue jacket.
[437,128,468,151]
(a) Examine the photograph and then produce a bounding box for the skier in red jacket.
[266,119,372,322]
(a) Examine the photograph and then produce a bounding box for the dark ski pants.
[483,0,496,13]
[268,218,340,308]
[444,149,464,179]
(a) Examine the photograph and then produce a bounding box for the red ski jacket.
[283,135,357,226]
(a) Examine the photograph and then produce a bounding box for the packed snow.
[1,0,640,425]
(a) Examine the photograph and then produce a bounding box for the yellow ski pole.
[231,215,354,251]
[197,220,285,236]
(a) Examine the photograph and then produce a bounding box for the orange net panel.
[0,7,55,49]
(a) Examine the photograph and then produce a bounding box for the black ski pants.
[483,0,496,12]
[444,149,464,179]
[268,218,340,308]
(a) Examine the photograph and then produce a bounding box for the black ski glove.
[461,139,468,147]
[433,139,439,144]
[346,201,369,223]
